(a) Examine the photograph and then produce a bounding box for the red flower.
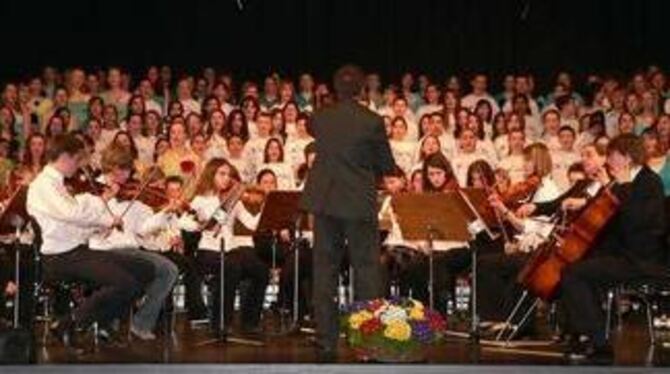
[367,299,385,312]
[426,310,447,331]
[360,317,382,335]
[180,160,196,174]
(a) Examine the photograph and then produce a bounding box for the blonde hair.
[523,142,553,178]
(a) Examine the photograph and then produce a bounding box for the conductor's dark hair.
[333,64,365,101]
[46,134,84,162]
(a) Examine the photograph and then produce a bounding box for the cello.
[516,182,620,300]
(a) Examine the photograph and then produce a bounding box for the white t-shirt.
[499,154,526,184]
[461,93,500,116]
[551,149,581,192]
[390,140,418,175]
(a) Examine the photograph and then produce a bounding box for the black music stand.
[392,189,494,345]
[255,191,306,333]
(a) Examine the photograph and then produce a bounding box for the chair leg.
[644,297,656,347]
[605,289,614,341]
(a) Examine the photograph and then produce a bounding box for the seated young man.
[88,145,179,341]
[559,134,667,361]
[27,134,155,353]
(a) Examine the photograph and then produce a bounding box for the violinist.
[87,144,179,341]
[26,134,155,353]
[184,157,266,335]
[253,169,313,321]
[477,143,560,333]
[559,134,666,361]
[401,153,471,314]
[140,175,209,324]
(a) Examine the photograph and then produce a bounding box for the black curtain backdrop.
[1,0,669,88]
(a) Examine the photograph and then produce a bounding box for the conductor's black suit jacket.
[300,100,395,220]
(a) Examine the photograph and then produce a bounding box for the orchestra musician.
[558,134,667,361]
[87,145,179,341]
[26,134,155,353]
[184,157,267,335]
[477,142,561,332]
[141,175,209,323]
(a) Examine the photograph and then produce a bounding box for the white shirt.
[451,151,491,187]
[415,104,444,122]
[258,162,297,190]
[285,137,314,171]
[187,195,259,252]
[88,199,170,251]
[180,98,201,116]
[461,93,500,116]
[499,154,526,184]
[134,135,156,167]
[27,165,114,255]
[551,149,581,192]
[145,99,163,116]
[390,140,418,175]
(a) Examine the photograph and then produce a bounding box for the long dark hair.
[225,109,249,142]
[194,157,241,196]
[421,152,456,192]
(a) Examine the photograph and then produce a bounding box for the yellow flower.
[383,320,412,341]
[409,307,425,320]
[349,310,373,330]
[411,299,425,310]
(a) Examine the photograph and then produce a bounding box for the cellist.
[559,134,666,362]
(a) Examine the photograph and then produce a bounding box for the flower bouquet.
[341,298,446,363]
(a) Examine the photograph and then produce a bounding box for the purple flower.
[411,320,434,344]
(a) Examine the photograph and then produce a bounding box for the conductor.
[300,65,395,359]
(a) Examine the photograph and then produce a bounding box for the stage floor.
[34,313,670,366]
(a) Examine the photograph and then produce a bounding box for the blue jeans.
[115,248,178,332]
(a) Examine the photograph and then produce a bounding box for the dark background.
[1,0,669,88]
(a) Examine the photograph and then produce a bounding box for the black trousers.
[559,254,649,344]
[197,247,269,329]
[312,214,381,350]
[160,251,207,319]
[41,246,154,328]
[278,239,313,318]
[477,252,531,322]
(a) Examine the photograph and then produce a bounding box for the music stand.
[393,189,494,344]
[255,191,307,334]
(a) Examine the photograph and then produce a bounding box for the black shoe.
[566,337,613,364]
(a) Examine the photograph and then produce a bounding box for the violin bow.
[118,166,162,220]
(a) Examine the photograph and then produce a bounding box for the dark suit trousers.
[560,254,648,343]
[312,214,381,350]
[42,247,154,328]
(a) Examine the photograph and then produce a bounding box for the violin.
[499,175,541,209]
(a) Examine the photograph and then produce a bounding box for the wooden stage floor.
[34,313,670,367]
